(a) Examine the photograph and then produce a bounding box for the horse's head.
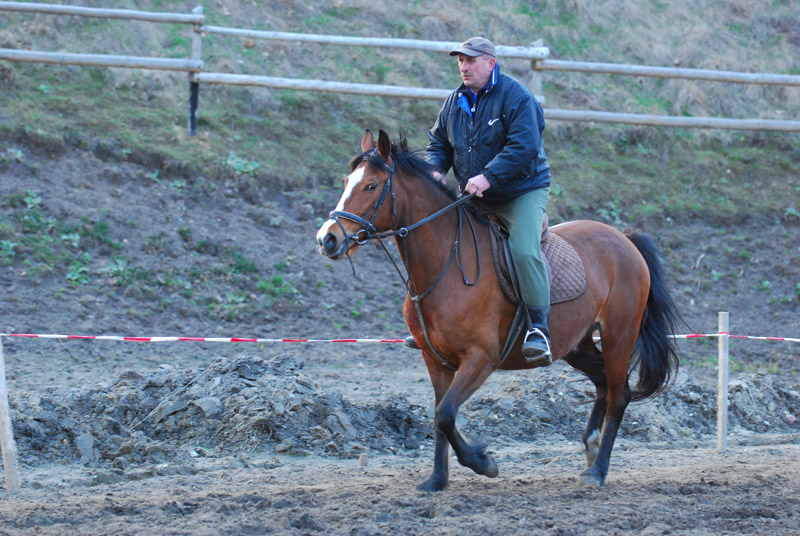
[316,129,396,259]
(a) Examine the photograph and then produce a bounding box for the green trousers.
[472,187,550,307]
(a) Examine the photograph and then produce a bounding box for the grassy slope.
[1,1,799,220]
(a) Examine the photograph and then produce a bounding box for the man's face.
[457,54,496,92]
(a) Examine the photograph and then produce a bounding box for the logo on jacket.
[488,118,500,126]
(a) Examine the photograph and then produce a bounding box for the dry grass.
[6,1,797,117]
[529,0,799,121]
[1,0,798,185]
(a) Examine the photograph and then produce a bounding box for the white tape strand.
[1,332,798,344]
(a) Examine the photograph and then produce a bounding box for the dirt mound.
[9,354,429,470]
[466,367,799,444]
[9,356,798,481]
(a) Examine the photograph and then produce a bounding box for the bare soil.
[0,134,798,535]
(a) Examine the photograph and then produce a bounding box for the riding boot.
[522,306,552,365]
[404,335,420,349]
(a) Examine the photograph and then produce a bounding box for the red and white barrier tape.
[671,332,800,343]
[0,332,798,343]
[729,334,800,343]
[672,332,728,339]
[0,334,404,343]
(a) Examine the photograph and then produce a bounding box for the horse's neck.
[394,181,457,251]
[394,183,484,289]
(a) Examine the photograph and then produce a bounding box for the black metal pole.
[188,80,199,136]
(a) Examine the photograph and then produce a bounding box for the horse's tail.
[627,231,681,401]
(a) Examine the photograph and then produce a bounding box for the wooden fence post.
[188,5,203,136]
[717,311,729,453]
[0,338,20,493]
[529,38,544,103]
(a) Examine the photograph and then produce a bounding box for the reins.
[371,192,476,241]
[375,193,480,372]
[371,191,479,299]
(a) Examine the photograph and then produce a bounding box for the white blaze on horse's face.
[335,165,366,214]
[315,165,367,257]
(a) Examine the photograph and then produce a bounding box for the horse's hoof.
[577,469,605,487]
[418,477,448,492]
[482,459,499,478]
[473,442,499,478]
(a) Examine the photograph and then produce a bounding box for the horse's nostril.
[323,233,337,251]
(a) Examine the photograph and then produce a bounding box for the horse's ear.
[377,129,392,165]
[361,129,375,153]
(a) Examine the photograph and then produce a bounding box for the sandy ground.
[0,345,798,536]
[1,436,799,535]
[0,121,798,536]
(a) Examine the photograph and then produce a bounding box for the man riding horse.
[414,36,552,364]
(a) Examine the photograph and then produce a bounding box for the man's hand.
[464,173,491,197]
[432,170,445,182]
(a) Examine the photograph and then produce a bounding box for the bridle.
[328,153,398,247]
[327,151,479,286]
[325,150,481,370]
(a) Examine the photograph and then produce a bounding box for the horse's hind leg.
[583,398,607,467]
[564,335,607,467]
[580,328,636,487]
[579,380,631,486]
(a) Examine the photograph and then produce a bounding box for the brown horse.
[316,129,680,492]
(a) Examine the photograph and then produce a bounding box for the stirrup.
[404,336,420,349]
[522,328,552,365]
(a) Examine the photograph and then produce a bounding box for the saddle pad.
[543,232,588,304]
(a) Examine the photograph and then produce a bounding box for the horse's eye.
[365,183,378,191]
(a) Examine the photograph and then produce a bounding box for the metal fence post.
[188,5,203,136]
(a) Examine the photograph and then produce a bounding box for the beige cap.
[449,36,496,58]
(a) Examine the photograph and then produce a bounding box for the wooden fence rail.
[536,59,800,86]
[544,109,800,132]
[200,26,550,59]
[0,48,201,71]
[0,2,799,134]
[0,1,203,23]
[193,72,451,100]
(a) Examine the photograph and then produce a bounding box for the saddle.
[485,212,588,364]
[486,212,588,306]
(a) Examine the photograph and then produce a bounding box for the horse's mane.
[349,136,459,201]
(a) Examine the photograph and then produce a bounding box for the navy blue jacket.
[426,66,551,205]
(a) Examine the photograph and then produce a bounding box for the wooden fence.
[1,1,800,134]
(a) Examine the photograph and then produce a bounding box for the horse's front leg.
[435,354,498,479]
[418,354,455,492]
[418,421,450,492]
